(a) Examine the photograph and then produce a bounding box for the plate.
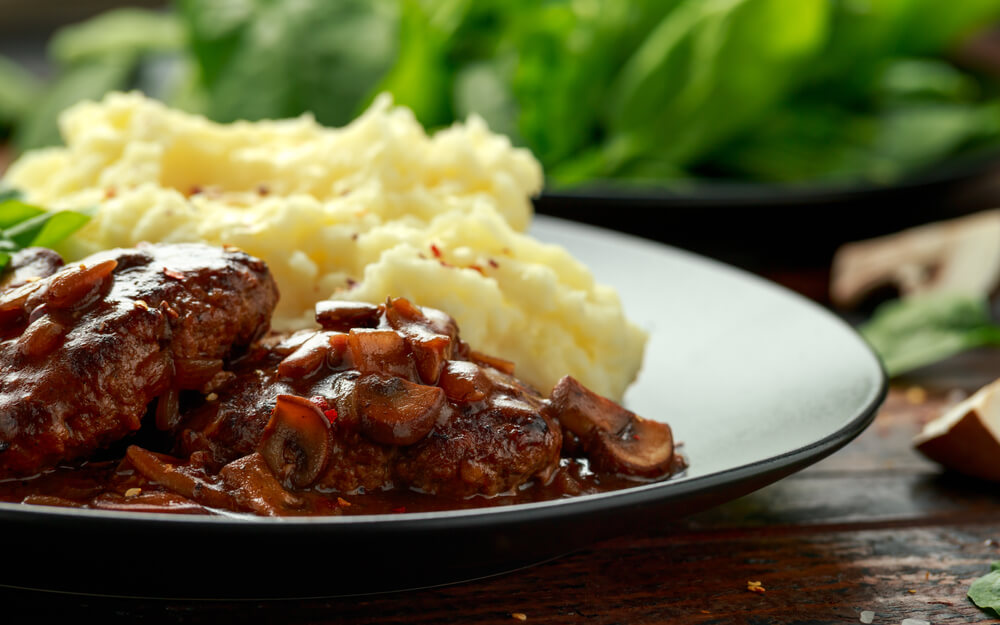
[0,216,886,599]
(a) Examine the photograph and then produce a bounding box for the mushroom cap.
[257,394,331,489]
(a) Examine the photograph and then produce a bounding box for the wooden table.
[1,364,998,624]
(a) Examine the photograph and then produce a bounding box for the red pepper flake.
[511,613,527,621]
[104,188,117,199]
[337,497,351,507]
[391,506,407,514]
[346,278,357,288]
[439,260,452,268]
[633,434,641,441]
[309,396,329,410]
[163,268,185,280]
[257,184,270,196]
[488,259,499,269]
[188,185,203,196]
[469,265,485,275]
[430,244,442,258]
[324,408,339,423]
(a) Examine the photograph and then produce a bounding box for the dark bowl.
[534,149,1000,276]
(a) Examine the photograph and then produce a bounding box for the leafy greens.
[860,294,1000,376]
[0,193,93,271]
[3,0,1000,187]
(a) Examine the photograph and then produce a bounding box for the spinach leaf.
[179,0,398,127]
[0,197,93,272]
[860,294,1000,377]
[968,560,1000,617]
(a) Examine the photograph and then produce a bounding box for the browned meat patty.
[180,298,563,498]
[0,243,278,478]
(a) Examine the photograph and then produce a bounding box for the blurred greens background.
[3,0,1000,190]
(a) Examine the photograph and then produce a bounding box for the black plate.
[0,217,886,599]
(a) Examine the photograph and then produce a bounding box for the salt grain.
[859,610,874,623]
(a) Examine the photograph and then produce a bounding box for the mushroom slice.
[257,395,331,489]
[43,259,118,310]
[831,210,1000,308]
[589,418,675,478]
[316,300,380,331]
[548,376,632,439]
[348,328,415,379]
[914,378,1000,481]
[355,374,446,446]
[438,360,493,403]
[547,375,675,478]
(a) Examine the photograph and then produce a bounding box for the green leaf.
[3,208,92,249]
[48,8,184,66]
[602,0,830,177]
[0,189,23,204]
[14,56,136,151]
[179,0,398,127]
[0,200,46,229]
[0,56,42,127]
[26,211,93,249]
[860,294,1000,377]
[968,561,1000,617]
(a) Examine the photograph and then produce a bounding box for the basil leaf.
[28,211,93,249]
[0,199,46,229]
[4,208,92,249]
[860,294,1000,376]
[968,561,1000,617]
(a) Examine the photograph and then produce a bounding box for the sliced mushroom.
[831,210,1000,308]
[257,395,331,489]
[546,375,675,478]
[547,376,631,439]
[43,259,118,310]
[355,374,445,446]
[438,360,493,403]
[125,445,234,510]
[348,328,415,379]
[914,378,1000,481]
[470,350,516,376]
[384,297,454,384]
[588,418,675,478]
[316,300,380,331]
[219,452,305,516]
[277,332,337,379]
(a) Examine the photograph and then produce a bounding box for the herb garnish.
[860,294,1000,377]
[968,560,1000,617]
[0,191,93,271]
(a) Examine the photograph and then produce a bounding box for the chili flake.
[391,506,407,514]
[324,408,339,423]
[488,259,499,269]
[337,497,352,507]
[430,244,443,258]
[124,488,142,498]
[511,613,527,621]
[309,396,330,411]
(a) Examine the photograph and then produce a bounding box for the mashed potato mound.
[3,92,646,400]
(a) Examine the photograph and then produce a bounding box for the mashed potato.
[3,92,646,400]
